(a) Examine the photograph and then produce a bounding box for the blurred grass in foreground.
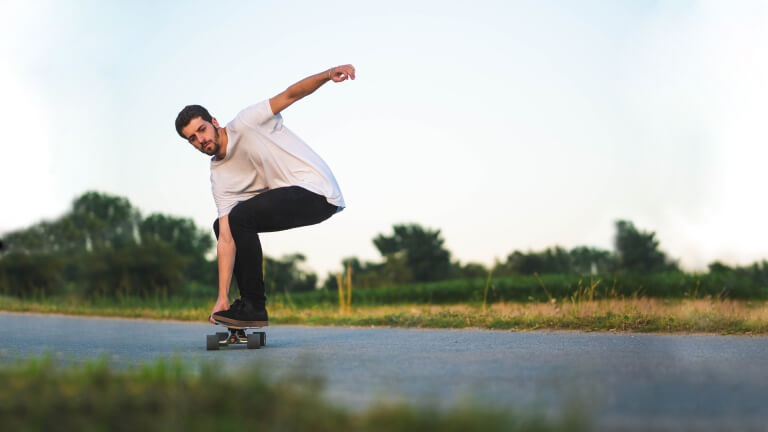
[1,294,766,334]
[0,355,587,432]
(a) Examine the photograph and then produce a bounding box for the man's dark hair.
[175,105,213,139]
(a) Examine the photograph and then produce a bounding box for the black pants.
[213,186,338,308]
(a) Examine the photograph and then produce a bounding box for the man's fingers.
[340,66,354,79]
[331,65,355,82]
[344,66,355,79]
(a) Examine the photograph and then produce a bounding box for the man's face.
[181,116,221,156]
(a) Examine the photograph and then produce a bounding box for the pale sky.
[1,0,767,277]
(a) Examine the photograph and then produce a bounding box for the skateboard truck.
[206,319,267,350]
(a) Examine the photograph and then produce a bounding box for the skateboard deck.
[206,318,268,350]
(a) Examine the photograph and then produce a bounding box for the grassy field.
[272,298,768,334]
[0,355,588,432]
[0,294,210,321]
[1,294,766,334]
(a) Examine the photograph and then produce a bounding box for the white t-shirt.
[210,100,345,218]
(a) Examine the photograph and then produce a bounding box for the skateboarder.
[175,65,355,326]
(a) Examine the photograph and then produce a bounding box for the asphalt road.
[1,311,767,431]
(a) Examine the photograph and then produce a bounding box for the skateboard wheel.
[247,333,261,349]
[206,334,220,351]
[216,332,228,341]
[259,332,267,346]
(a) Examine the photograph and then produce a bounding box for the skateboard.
[206,318,267,350]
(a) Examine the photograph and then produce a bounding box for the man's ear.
[212,118,220,128]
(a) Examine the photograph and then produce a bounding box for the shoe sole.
[212,315,268,327]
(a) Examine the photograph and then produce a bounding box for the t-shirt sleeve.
[233,100,282,131]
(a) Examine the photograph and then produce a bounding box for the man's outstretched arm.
[269,64,355,115]
[210,215,236,323]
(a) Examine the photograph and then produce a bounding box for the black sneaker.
[212,298,269,327]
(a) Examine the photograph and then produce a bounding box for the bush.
[280,272,768,307]
[75,241,190,298]
[0,253,65,298]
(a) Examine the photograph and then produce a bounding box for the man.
[175,64,355,326]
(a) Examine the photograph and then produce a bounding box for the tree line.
[0,192,213,298]
[1,191,765,299]
[321,219,680,289]
[0,192,323,299]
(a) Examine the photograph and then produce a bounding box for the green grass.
[0,294,211,320]
[270,300,768,334]
[1,274,766,335]
[0,355,588,432]
[2,294,766,335]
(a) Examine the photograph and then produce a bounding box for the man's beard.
[203,127,220,155]
[203,142,218,154]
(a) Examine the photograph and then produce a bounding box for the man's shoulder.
[229,100,277,130]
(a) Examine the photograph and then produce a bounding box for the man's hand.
[270,64,356,115]
[329,64,356,82]
[209,297,231,324]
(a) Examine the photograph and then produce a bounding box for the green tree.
[453,261,489,279]
[321,257,388,291]
[707,261,732,273]
[373,223,453,283]
[1,191,142,255]
[1,220,72,255]
[70,191,141,251]
[495,246,572,275]
[0,252,65,298]
[377,253,415,285]
[707,259,768,288]
[264,253,318,294]
[0,191,217,299]
[140,214,212,257]
[140,213,215,284]
[77,240,189,298]
[614,220,677,273]
[569,246,615,274]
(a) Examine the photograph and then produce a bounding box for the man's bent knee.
[227,206,249,232]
